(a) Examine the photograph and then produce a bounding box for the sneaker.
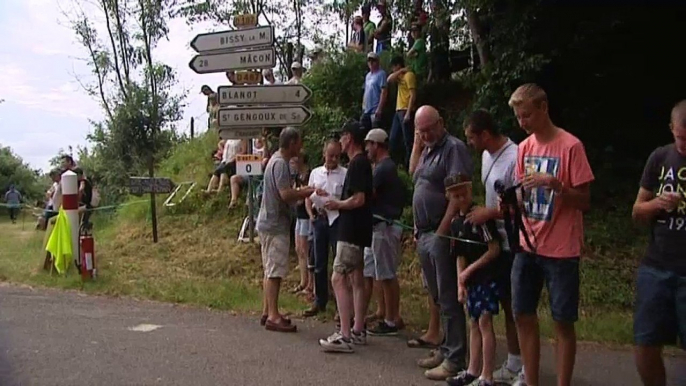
[368,321,399,336]
[417,349,444,369]
[512,370,526,386]
[319,332,354,353]
[350,329,367,345]
[493,362,519,384]
[424,360,459,381]
[446,371,477,386]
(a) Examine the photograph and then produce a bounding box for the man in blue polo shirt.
[361,52,388,134]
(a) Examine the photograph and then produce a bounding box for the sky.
[0,0,248,172]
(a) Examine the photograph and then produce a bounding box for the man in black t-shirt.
[632,100,686,386]
[318,120,373,353]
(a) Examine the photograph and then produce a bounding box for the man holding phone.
[631,100,686,386]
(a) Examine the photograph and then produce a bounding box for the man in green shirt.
[407,24,428,79]
[362,5,376,53]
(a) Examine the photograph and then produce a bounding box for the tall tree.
[71,0,183,240]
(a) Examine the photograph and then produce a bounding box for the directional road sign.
[218,106,312,128]
[189,47,276,74]
[217,84,312,106]
[190,26,274,53]
[219,127,263,140]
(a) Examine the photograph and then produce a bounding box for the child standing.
[444,173,502,386]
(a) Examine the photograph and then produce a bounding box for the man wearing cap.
[287,62,303,84]
[361,52,388,134]
[412,105,472,380]
[318,121,373,353]
[363,128,406,336]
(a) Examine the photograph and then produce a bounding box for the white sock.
[384,319,395,327]
[507,354,522,372]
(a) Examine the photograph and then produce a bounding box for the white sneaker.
[319,332,354,353]
[494,361,520,384]
[511,370,526,386]
[350,329,367,345]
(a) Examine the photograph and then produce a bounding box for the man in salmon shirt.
[507,83,594,386]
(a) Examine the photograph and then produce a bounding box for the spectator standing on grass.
[508,83,594,386]
[348,16,366,53]
[318,121,373,353]
[256,127,315,333]
[362,129,406,337]
[412,105,472,380]
[292,153,313,298]
[445,173,501,386]
[387,55,417,167]
[362,5,376,53]
[463,109,523,383]
[361,52,388,133]
[631,100,686,386]
[303,140,347,317]
[4,185,22,224]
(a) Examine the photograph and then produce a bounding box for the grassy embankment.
[0,132,651,346]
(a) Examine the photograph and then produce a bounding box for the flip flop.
[406,338,440,349]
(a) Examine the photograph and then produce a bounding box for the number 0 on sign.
[236,154,263,176]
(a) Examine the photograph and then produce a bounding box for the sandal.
[407,337,440,349]
[290,284,306,294]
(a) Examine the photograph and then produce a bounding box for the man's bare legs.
[420,295,442,344]
[382,278,400,325]
[295,234,309,290]
[555,321,576,386]
[333,271,354,338]
[503,299,521,356]
[635,346,667,386]
[516,314,540,386]
[351,269,367,334]
[363,276,376,321]
[265,277,282,322]
[229,175,242,207]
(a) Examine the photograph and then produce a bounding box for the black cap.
[200,85,212,94]
[336,119,366,144]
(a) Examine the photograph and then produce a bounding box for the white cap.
[365,128,388,143]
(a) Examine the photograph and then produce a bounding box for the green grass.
[0,132,655,347]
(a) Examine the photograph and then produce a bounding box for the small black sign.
[129,177,175,196]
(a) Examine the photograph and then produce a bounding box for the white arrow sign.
[217,84,312,106]
[190,26,274,52]
[189,47,276,74]
[218,128,263,140]
[218,106,312,128]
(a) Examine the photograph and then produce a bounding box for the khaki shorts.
[259,232,290,279]
[333,241,364,274]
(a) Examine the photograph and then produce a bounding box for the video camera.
[494,180,535,253]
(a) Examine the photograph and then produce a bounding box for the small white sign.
[218,127,262,140]
[236,154,263,176]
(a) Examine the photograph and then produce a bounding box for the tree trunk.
[465,7,490,67]
[148,158,158,243]
[429,0,451,81]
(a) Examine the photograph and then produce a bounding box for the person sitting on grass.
[228,137,266,209]
[444,173,502,386]
[212,139,226,165]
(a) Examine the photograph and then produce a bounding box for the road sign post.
[217,84,312,105]
[189,47,276,74]
[218,105,312,128]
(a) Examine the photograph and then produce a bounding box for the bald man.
[412,105,472,380]
[632,100,686,386]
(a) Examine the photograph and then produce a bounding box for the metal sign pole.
[247,139,254,243]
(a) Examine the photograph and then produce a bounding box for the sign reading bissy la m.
[190,26,274,52]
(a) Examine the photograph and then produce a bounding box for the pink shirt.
[515,129,595,258]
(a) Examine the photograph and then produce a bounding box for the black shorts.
[213,161,236,177]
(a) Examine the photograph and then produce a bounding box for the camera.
[494,180,535,253]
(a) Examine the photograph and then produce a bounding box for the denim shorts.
[295,218,311,237]
[511,252,580,323]
[634,264,686,349]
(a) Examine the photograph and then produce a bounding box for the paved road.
[0,285,683,386]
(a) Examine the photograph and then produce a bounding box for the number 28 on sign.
[236,154,263,176]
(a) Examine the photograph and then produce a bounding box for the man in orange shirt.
[508,83,594,386]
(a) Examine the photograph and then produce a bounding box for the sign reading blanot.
[189,47,276,74]
[236,154,263,176]
[218,106,312,128]
[218,84,312,105]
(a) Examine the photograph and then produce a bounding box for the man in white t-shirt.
[458,109,523,385]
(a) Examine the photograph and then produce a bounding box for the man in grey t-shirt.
[256,127,315,333]
[412,105,472,380]
[462,109,522,384]
[4,185,22,224]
